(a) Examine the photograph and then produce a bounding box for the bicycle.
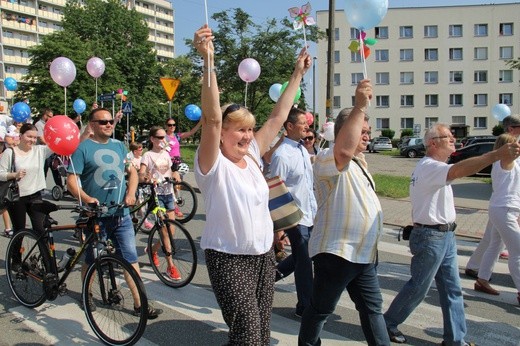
[131,178,197,288]
[5,200,148,346]
[172,163,198,224]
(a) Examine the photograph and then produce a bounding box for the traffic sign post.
[122,101,132,114]
[98,92,116,102]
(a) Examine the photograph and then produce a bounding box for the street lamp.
[312,57,317,129]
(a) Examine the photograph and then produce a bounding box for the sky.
[172,0,518,56]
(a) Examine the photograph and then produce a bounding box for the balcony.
[38,26,58,35]
[156,49,173,59]
[1,19,38,33]
[155,11,172,21]
[154,36,173,46]
[38,11,63,21]
[2,37,38,48]
[1,2,37,15]
[3,55,30,66]
[155,23,172,34]
[38,0,66,7]
[3,72,25,82]
[136,6,154,16]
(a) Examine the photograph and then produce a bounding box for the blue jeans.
[158,193,174,211]
[298,253,390,346]
[384,227,467,346]
[276,225,313,315]
[84,214,138,265]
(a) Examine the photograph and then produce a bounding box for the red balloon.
[306,112,314,126]
[43,115,80,156]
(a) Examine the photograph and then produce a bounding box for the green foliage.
[381,129,395,139]
[492,124,505,136]
[400,129,413,137]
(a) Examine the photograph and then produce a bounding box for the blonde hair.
[221,103,255,129]
[494,133,517,150]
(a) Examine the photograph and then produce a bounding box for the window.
[6,66,15,73]
[474,24,488,36]
[449,71,463,83]
[4,31,14,38]
[452,116,466,124]
[499,70,513,82]
[334,73,341,86]
[499,93,513,105]
[39,20,48,27]
[500,23,513,36]
[424,25,438,38]
[401,95,414,107]
[376,118,390,129]
[376,72,389,85]
[424,71,438,84]
[399,26,413,38]
[334,50,340,63]
[449,24,463,37]
[376,95,390,108]
[474,70,487,83]
[351,73,363,85]
[449,48,463,60]
[474,117,487,129]
[474,94,488,106]
[450,94,463,106]
[375,49,389,62]
[350,51,362,62]
[474,47,488,60]
[400,49,413,61]
[401,118,414,129]
[400,72,414,84]
[375,26,388,39]
[333,96,341,109]
[334,28,340,41]
[4,48,14,56]
[500,46,513,59]
[425,94,439,106]
[425,117,438,128]
[424,48,438,61]
[350,28,360,40]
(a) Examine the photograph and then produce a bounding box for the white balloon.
[269,83,282,102]
[322,121,335,141]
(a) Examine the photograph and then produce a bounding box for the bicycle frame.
[131,182,170,234]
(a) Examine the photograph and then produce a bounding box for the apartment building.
[316,3,520,138]
[0,0,175,110]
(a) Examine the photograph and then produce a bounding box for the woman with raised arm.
[193,24,312,345]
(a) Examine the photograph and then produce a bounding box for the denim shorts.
[84,214,138,265]
[158,193,175,211]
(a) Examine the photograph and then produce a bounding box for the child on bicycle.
[139,126,182,280]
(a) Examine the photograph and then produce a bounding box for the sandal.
[4,229,13,237]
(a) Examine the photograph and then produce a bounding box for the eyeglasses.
[431,135,450,140]
[136,148,143,151]
[223,103,241,119]
[167,123,176,127]
[91,119,115,125]
[304,136,315,141]
[361,130,372,136]
[510,125,520,128]
[154,136,165,140]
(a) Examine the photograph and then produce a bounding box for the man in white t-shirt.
[384,123,519,346]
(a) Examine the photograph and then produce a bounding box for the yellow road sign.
[160,78,180,101]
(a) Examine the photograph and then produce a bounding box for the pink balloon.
[306,112,314,126]
[86,57,105,78]
[238,58,261,83]
[50,57,76,87]
[117,88,123,94]
[44,116,80,156]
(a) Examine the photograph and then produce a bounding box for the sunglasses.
[92,119,115,125]
[167,123,176,127]
[304,136,315,141]
[223,103,241,119]
[154,136,165,140]
[136,147,143,151]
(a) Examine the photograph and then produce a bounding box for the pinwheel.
[288,2,316,49]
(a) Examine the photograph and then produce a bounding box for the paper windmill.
[348,31,378,59]
[288,2,316,48]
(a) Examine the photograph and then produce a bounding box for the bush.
[400,129,413,138]
[381,129,395,139]
[492,125,504,136]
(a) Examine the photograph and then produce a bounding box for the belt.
[413,222,457,232]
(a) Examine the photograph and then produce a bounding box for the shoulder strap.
[352,157,375,191]
[8,148,15,173]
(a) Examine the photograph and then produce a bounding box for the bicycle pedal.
[58,283,68,296]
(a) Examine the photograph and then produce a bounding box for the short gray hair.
[334,108,369,139]
[423,122,450,148]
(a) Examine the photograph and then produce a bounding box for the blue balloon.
[344,0,388,31]
[4,77,17,91]
[73,98,87,114]
[11,102,31,122]
[492,103,511,121]
[184,104,202,121]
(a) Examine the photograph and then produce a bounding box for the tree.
[183,9,324,125]
[19,0,163,135]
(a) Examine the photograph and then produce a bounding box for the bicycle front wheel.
[83,255,148,346]
[147,219,197,288]
[6,229,51,308]
[174,181,198,223]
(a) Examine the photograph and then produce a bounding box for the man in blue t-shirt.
[67,107,162,319]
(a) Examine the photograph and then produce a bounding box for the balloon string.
[204,0,211,88]
[95,78,98,103]
[244,82,248,108]
[359,35,371,107]
[68,158,82,206]
[64,87,67,116]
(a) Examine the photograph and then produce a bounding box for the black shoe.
[387,328,407,344]
[464,268,479,279]
[134,305,163,320]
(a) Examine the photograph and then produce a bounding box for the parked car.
[447,142,494,174]
[368,137,392,153]
[460,136,496,148]
[400,142,426,158]
[398,136,420,149]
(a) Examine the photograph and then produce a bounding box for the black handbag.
[0,148,20,209]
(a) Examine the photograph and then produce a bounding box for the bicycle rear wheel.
[173,181,197,223]
[83,255,148,346]
[5,229,51,308]
[147,219,197,288]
